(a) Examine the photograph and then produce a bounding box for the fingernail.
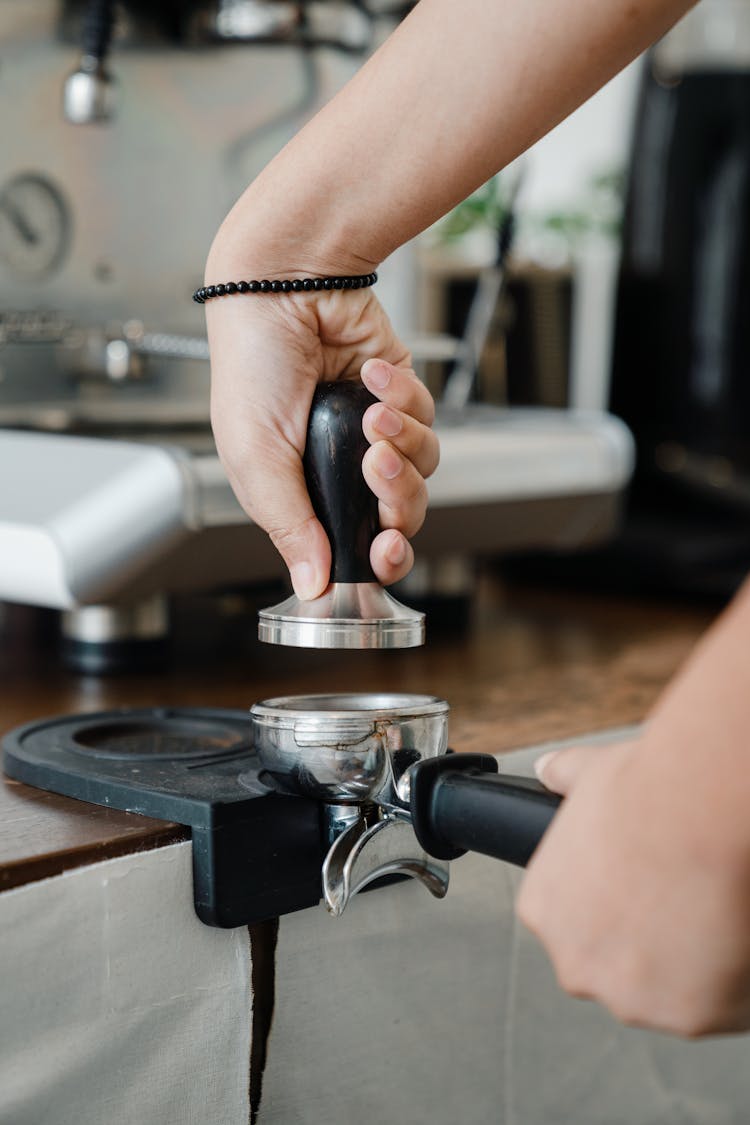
[290,561,319,601]
[373,405,402,437]
[534,751,557,783]
[375,446,402,479]
[362,361,391,390]
[386,533,407,566]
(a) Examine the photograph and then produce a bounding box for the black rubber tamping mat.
[2,707,323,927]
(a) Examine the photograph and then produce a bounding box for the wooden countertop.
[0,575,717,892]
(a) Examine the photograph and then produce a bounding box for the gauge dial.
[0,173,71,280]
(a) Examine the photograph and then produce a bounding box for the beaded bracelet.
[193,271,378,304]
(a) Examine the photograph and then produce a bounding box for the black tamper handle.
[304,380,380,584]
[410,753,561,865]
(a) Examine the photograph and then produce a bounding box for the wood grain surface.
[0,575,718,890]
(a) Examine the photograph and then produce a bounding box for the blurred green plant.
[436,176,512,242]
[435,167,625,247]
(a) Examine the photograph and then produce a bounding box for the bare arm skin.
[206,0,693,599]
[202,0,750,1040]
[522,580,750,1037]
[211,0,693,276]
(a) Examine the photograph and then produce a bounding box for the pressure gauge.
[0,173,71,280]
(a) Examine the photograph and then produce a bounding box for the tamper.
[258,380,425,648]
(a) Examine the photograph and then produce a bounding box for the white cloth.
[0,842,251,1125]
[3,737,750,1125]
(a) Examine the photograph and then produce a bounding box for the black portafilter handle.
[410,753,561,866]
[304,380,380,585]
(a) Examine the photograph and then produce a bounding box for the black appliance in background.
[606,49,750,597]
[509,23,750,602]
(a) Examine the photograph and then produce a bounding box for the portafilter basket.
[251,692,449,805]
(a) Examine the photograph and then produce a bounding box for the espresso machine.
[3,381,561,926]
[0,0,633,671]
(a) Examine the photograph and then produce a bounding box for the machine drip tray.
[2,707,323,928]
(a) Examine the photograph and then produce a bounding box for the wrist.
[206,176,380,285]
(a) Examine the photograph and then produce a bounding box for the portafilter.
[251,691,561,916]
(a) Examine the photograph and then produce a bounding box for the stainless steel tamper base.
[258,582,425,649]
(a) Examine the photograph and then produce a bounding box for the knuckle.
[553,959,592,1000]
[399,471,428,508]
[379,501,425,540]
[419,428,440,475]
[674,1007,721,1039]
[267,513,318,555]
[514,882,534,924]
[405,507,426,538]
[606,995,644,1027]
[681,1019,715,1040]
[394,370,434,424]
[412,380,435,426]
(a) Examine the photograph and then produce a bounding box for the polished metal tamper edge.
[259,380,425,648]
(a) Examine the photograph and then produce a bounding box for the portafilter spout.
[258,380,425,648]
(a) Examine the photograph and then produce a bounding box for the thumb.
[218,423,331,601]
[264,466,332,602]
[533,744,603,796]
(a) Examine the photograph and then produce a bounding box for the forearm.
[637,579,750,854]
[210,0,694,274]
[523,578,750,1038]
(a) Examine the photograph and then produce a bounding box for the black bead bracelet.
[193,272,378,304]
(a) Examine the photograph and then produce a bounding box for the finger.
[362,403,440,480]
[533,745,604,796]
[211,406,331,601]
[371,529,415,586]
[362,441,428,539]
[361,358,435,427]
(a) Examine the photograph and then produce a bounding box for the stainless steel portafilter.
[249,691,561,916]
[258,380,425,649]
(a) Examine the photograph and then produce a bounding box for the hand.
[205,282,439,600]
[516,735,750,1037]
